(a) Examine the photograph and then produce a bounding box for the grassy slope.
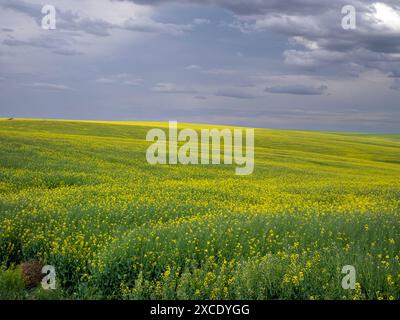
[0,119,399,300]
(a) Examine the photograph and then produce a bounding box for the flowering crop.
[0,119,399,300]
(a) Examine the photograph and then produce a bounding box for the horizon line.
[1,117,399,135]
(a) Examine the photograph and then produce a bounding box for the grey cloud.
[51,48,83,56]
[283,49,348,68]
[1,0,40,20]
[122,0,400,16]
[2,0,400,132]
[265,84,328,95]
[123,18,192,35]
[123,0,400,83]
[391,78,400,90]
[202,68,239,76]
[1,0,113,37]
[1,0,193,39]
[96,74,145,86]
[123,79,145,86]
[3,37,69,49]
[0,0,197,62]
[194,95,207,100]
[237,81,257,88]
[184,65,238,75]
[215,89,257,99]
[66,18,113,37]
[3,38,51,49]
[2,36,83,56]
[152,82,198,94]
[1,0,92,37]
[193,18,211,25]
[389,70,400,78]
[95,78,117,84]
[121,0,343,16]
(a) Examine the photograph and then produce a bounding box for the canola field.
[0,119,399,300]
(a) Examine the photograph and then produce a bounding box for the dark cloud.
[124,0,400,87]
[122,0,400,16]
[1,0,399,132]
[120,0,346,16]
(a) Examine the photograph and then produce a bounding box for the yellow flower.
[387,275,395,286]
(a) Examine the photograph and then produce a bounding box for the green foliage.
[0,119,399,300]
[0,266,25,300]
[30,287,65,300]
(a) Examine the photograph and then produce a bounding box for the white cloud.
[95,78,117,84]
[193,18,211,25]
[95,74,144,86]
[23,82,72,90]
[370,2,400,32]
[185,64,202,70]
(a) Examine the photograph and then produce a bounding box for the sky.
[0,0,400,132]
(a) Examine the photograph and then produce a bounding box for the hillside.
[0,119,399,299]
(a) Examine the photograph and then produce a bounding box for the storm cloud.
[0,0,399,132]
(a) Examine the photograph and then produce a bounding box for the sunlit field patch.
[0,119,399,300]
